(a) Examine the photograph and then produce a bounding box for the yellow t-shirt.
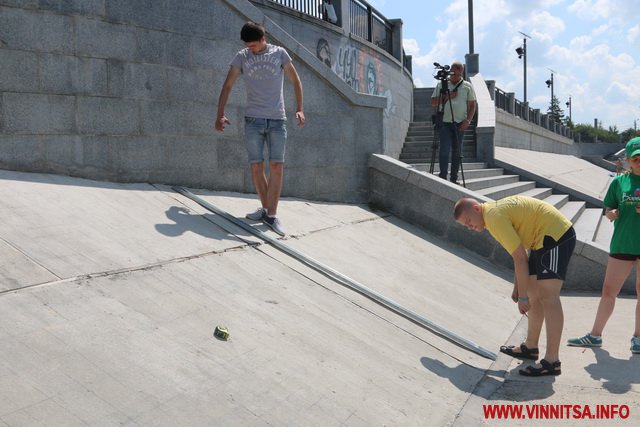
[481,196,572,254]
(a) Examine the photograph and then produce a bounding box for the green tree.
[620,127,640,143]
[563,117,574,128]
[573,123,619,143]
[547,95,565,123]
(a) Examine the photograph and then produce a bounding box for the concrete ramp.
[495,146,614,202]
[0,170,519,426]
[2,170,639,426]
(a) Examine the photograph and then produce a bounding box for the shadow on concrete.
[585,348,640,394]
[380,215,513,284]
[421,356,499,396]
[421,356,557,401]
[0,169,157,192]
[155,206,264,244]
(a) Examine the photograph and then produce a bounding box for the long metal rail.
[173,186,497,360]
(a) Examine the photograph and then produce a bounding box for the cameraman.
[431,61,476,183]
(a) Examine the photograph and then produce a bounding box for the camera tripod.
[429,76,466,188]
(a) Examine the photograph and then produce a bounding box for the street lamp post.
[515,32,531,104]
[545,72,554,101]
[545,70,555,106]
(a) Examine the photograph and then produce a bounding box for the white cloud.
[591,24,609,37]
[568,0,613,20]
[628,24,640,44]
[402,38,421,56]
[569,35,592,50]
[528,11,565,38]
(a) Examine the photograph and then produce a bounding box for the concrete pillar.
[465,53,479,76]
[532,109,540,125]
[389,18,403,62]
[506,92,515,114]
[333,0,348,33]
[476,128,495,167]
[485,80,496,101]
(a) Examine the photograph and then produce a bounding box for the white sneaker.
[246,207,266,221]
[263,216,285,236]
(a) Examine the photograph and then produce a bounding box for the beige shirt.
[431,79,476,123]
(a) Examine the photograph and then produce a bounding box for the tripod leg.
[429,125,439,175]
[450,124,466,187]
[457,127,466,187]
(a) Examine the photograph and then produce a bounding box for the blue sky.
[368,0,640,131]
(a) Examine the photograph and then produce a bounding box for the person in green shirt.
[454,195,576,376]
[568,137,640,354]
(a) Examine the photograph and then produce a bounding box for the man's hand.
[458,120,470,132]
[295,111,305,128]
[511,285,519,303]
[215,116,230,132]
[518,299,531,315]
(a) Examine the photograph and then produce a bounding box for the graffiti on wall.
[316,38,332,67]
[315,38,397,116]
[336,44,359,92]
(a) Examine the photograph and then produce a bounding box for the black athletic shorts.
[609,253,640,261]
[528,227,576,280]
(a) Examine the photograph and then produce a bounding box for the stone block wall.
[368,154,636,294]
[0,0,412,202]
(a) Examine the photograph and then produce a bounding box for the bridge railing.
[492,84,574,140]
[258,0,398,59]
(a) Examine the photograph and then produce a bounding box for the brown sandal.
[499,343,539,360]
[519,359,561,376]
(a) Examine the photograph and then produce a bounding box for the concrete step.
[464,174,520,191]
[408,168,502,182]
[516,187,553,200]
[402,140,475,149]
[593,212,614,247]
[573,208,604,242]
[399,151,476,161]
[477,181,537,199]
[405,132,435,137]
[559,201,586,224]
[542,194,569,209]
[400,157,479,164]
[459,168,504,179]
[408,123,475,132]
[410,162,486,172]
[404,136,475,143]
[413,105,432,112]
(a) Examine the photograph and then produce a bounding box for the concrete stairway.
[400,87,611,245]
[399,121,476,164]
[400,88,476,164]
[409,162,612,246]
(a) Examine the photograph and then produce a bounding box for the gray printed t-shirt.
[230,44,292,120]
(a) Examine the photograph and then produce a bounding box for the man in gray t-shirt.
[215,21,305,236]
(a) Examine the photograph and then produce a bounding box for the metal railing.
[349,0,392,53]
[258,0,396,57]
[265,0,325,20]
[493,85,574,139]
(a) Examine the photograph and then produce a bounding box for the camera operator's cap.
[626,136,640,158]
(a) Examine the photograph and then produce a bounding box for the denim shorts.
[244,117,287,164]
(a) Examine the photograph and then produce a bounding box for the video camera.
[433,62,453,81]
